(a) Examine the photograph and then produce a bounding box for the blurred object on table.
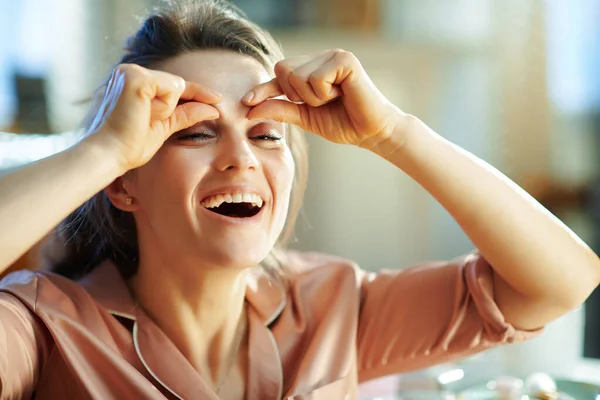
[458,377,598,400]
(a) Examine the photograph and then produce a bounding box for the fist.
[244,49,403,149]
[89,63,221,171]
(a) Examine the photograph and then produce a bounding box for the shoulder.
[278,250,366,291]
[0,268,94,314]
[280,249,359,273]
[268,251,367,334]
[0,269,43,306]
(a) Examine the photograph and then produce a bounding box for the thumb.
[162,102,219,135]
[247,99,307,129]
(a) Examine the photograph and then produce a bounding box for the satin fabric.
[0,251,541,399]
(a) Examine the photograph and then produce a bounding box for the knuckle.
[172,76,186,91]
[274,61,292,77]
[118,63,144,75]
[120,65,149,88]
[113,63,129,75]
[288,71,305,87]
[308,72,322,86]
[173,107,188,125]
[333,49,355,63]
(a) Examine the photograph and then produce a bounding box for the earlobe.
[105,177,139,212]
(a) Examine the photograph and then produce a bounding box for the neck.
[129,254,248,384]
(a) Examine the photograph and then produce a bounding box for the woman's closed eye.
[177,131,215,142]
[177,132,282,142]
[253,130,283,142]
[175,126,284,144]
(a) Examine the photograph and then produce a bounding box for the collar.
[78,260,286,326]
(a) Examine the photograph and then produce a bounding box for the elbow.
[581,253,600,302]
[592,257,600,289]
[550,245,600,311]
[558,259,600,312]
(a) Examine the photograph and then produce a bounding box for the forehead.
[157,50,272,100]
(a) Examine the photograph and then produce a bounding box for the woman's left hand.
[244,49,405,150]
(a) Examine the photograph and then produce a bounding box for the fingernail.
[210,89,222,98]
[243,91,255,103]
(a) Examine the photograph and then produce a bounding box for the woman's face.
[125,50,295,270]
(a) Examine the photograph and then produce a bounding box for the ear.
[104,175,140,212]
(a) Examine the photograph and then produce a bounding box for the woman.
[0,1,598,399]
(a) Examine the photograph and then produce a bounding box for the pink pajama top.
[0,251,540,399]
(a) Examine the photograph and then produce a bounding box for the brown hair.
[49,0,307,280]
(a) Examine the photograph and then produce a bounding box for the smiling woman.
[0,0,599,400]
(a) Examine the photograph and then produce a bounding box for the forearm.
[371,115,600,327]
[0,136,124,272]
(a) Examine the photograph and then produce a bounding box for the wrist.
[364,113,444,173]
[362,113,420,160]
[78,133,130,177]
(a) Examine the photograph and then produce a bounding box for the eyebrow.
[179,118,284,134]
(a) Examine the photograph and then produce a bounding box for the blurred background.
[1,0,599,394]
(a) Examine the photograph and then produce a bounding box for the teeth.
[213,195,224,208]
[202,192,264,209]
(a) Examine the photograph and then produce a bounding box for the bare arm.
[244,49,599,330]
[371,115,600,330]
[0,63,221,274]
[0,139,123,271]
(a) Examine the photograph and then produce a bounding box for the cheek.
[132,149,211,205]
[270,148,295,217]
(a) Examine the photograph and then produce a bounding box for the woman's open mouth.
[201,193,264,218]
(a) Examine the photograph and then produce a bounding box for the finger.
[247,99,306,129]
[275,52,337,105]
[307,57,344,102]
[147,71,222,120]
[274,60,302,102]
[243,78,284,105]
[244,53,327,105]
[145,69,188,121]
[150,97,175,122]
[290,54,342,107]
[159,102,220,136]
[288,63,322,107]
[179,81,222,104]
[324,51,386,122]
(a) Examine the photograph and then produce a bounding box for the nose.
[213,132,259,172]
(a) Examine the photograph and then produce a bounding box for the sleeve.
[0,293,52,400]
[356,252,543,382]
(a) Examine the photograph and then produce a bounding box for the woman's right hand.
[0,66,221,272]
[88,63,221,171]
